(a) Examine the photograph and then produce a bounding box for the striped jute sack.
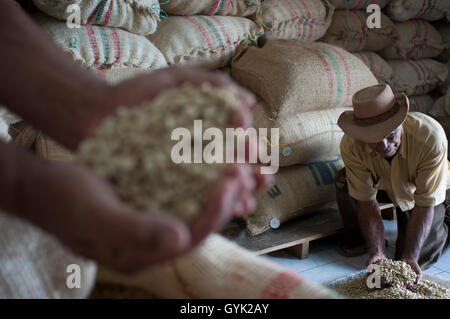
[245,158,344,236]
[0,211,97,298]
[93,67,150,84]
[386,0,450,22]
[231,40,378,118]
[379,20,444,60]
[250,0,334,42]
[161,0,261,16]
[388,59,448,96]
[409,94,435,114]
[32,0,160,35]
[149,15,263,69]
[353,51,393,84]
[252,103,350,167]
[320,10,397,52]
[436,23,450,63]
[327,0,390,9]
[35,13,167,70]
[96,234,341,298]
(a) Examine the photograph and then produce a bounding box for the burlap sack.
[388,59,448,96]
[327,0,390,9]
[149,15,263,69]
[35,13,167,70]
[245,158,344,235]
[408,95,435,114]
[96,234,341,298]
[161,0,261,16]
[320,10,397,52]
[94,67,150,84]
[32,0,160,35]
[232,40,378,118]
[429,96,447,117]
[436,23,450,63]
[0,211,97,298]
[252,103,350,167]
[379,20,443,60]
[251,0,334,42]
[386,0,450,22]
[353,51,393,84]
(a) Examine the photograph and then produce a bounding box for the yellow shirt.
[340,112,449,211]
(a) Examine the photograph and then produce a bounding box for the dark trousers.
[335,168,450,269]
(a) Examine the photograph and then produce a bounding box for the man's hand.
[401,257,422,286]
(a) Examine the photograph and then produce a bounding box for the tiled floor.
[263,219,450,285]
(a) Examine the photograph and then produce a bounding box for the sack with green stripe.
[251,0,334,42]
[161,0,261,17]
[408,95,435,114]
[231,40,378,118]
[320,9,397,52]
[386,0,450,22]
[353,51,393,84]
[388,59,448,96]
[34,13,167,71]
[379,20,443,60]
[32,0,160,35]
[252,102,350,167]
[245,157,344,236]
[148,15,263,70]
[327,0,390,9]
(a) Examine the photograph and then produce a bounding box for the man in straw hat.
[335,83,450,284]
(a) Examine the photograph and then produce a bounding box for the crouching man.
[335,83,450,284]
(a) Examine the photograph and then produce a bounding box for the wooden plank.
[286,242,310,259]
[221,204,344,255]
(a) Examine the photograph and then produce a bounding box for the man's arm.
[358,200,386,265]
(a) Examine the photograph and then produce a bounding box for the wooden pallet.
[221,203,394,259]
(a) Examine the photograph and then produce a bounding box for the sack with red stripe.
[32,0,160,35]
[408,95,435,114]
[327,0,390,9]
[149,15,263,69]
[388,59,448,96]
[353,51,393,84]
[96,234,341,298]
[245,158,344,235]
[231,40,378,117]
[320,10,397,52]
[379,20,443,60]
[251,0,334,42]
[161,0,261,16]
[386,0,450,22]
[252,102,350,167]
[34,13,167,71]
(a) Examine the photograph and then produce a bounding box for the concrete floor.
[263,219,450,285]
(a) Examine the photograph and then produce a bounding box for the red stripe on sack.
[352,0,365,10]
[171,262,198,298]
[86,6,98,25]
[209,0,222,15]
[365,52,376,70]
[407,60,422,95]
[102,0,114,26]
[413,0,428,19]
[423,0,436,19]
[110,27,120,63]
[86,25,100,66]
[329,47,352,105]
[296,0,313,41]
[283,0,302,39]
[353,11,367,51]
[210,16,230,66]
[298,0,312,18]
[260,271,303,299]
[225,0,231,16]
[422,20,429,51]
[184,17,216,51]
[406,21,420,60]
[301,45,334,109]
[417,59,432,82]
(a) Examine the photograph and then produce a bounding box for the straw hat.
[338,84,409,143]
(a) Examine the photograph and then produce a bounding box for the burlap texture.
[252,103,350,167]
[327,0,390,9]
[353,51,393,83]
[408,94,435,114]
[245,158,344,235]
[32,0,160,35]
[379,20,443,60]
[93,67,150,84]
[436,23,450,63]
[35,13,167,70]
[96,234,341,298]
[386,0,449,22]
[251,0,334,42]
[149,15,263,69]
[232,40,378,118]
[388,59,448,96]
[162,0,261,16]
[429,96,447,117]
[320,9,397,52]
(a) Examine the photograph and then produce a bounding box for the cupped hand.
[402,258,422,286]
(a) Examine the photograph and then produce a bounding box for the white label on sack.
[270,218,280,229]
[281,146,292,157]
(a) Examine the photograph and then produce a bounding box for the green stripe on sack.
[197,16,225,50]
[98,27,110,64]
[94,0,108,25]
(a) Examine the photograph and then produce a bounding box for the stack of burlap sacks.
[0,0,345,299]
